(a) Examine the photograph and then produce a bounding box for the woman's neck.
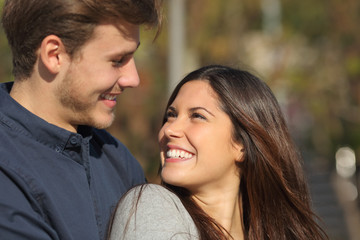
[192,187,244,240]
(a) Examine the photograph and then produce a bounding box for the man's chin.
[88,115,115,129]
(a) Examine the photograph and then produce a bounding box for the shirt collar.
[0,82,93,150]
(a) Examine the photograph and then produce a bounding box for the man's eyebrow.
[116,42,141,57]
[133,42,141,53]
[133,42,141,52]
[127,42,141,55]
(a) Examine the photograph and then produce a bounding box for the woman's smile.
[165,147,194,162]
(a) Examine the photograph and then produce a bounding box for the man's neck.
[10,79,77,133]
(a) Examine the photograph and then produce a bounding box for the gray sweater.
[109,184,200,240]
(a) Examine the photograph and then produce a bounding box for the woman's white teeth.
[166,149,193,159]
[101,94,116,100]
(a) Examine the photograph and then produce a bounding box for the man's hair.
[1,0,162,80]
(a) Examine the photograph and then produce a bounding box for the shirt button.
[70,136,78,145]
[55,146,62,152]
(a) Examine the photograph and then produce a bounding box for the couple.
[0,0,327,239]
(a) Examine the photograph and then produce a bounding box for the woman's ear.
[236,147,245,163]
[39,35,65,74]
[232,141,245,163]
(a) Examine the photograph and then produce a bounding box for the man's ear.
[39,35,66,74]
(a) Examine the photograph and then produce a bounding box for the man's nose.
[117,58,140,88]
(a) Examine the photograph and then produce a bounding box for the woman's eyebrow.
[189,107,215,117]
[167,106,176,112]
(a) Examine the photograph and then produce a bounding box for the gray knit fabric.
[109,184,200,240]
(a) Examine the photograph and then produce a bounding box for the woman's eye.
[191,112,206,120]
[165,111,177,120]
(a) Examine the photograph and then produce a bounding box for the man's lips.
[100,93,118,108]
[100,93,117,101]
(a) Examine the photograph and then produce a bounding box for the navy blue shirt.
[0,82,146,240]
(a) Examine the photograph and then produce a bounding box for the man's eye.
[112,55,133,68]
[112,59,125,67]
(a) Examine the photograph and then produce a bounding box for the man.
[0,0,161,239]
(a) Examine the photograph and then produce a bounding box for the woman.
[108,65,327,240]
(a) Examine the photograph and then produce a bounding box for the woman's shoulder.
[131,183,176,196]
[128,183,172,192]
[122,183,182,208]
[110,184,199,239]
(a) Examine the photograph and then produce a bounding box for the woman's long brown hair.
[161,65,328,240]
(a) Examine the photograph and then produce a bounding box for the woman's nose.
[163,120,184,139]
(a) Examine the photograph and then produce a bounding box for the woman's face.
[158,80,243,193]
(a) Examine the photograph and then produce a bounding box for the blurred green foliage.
[0,0,359,180]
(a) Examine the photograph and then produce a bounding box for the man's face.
[56,21,140,130]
